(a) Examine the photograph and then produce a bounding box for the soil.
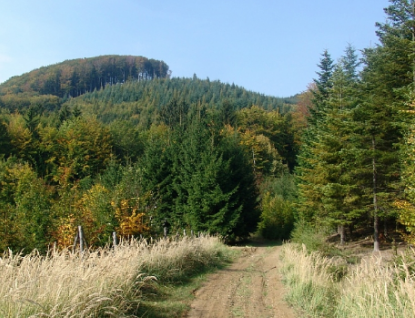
[186,245,296,318]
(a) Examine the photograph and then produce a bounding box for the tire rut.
[186,246,296,318]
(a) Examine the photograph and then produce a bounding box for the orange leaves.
[54,214,77,248]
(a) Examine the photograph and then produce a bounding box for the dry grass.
[336,250,415,318]
[280,243,415,318]
[0,235,227,318]
[280,243,340,317]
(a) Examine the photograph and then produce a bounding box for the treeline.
[0,73,300,251]
[0,55,170,98]
[62,76,297,125]
[295,0,415,251]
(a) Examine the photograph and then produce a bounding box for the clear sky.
[0,0,390,97]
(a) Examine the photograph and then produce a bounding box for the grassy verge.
[135,236,237,318]
[280,243,415,318]
[0,235,234,318]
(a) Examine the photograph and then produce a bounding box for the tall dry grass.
[280,244,415,318]
[0,235,227,318]
[336,250,415,318]
[280,243,340,317]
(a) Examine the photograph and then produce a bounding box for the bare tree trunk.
[78,225,84,253]
[373,136,380,252]
[338,224,345,245]
[412,0,415,93]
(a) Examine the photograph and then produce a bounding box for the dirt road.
[186,245,296,318]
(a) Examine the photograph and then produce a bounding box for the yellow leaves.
[6,113,33,155]
[54,214,77,248]
[112,198,149,237]
[118,211,148,237]
[219,124,234,137]
[71,184,110,245]
[237,106,283,134]
[239,129,282,174]
[394,199,415,244]
[52,118,113,184]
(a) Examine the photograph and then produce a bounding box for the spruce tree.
[296,50,334,223]
[297,46,363,244]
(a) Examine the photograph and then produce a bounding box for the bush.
[257,173,296,240]
[290,220,333,254]
[257,192,294,240]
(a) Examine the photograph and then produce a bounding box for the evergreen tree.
[140,113,259,240]
[296,50,335,223]
[311,49,334,123]
[355,0,415,250]
[0,118,12,158]
[296,47,363,244]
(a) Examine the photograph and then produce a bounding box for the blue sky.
[0,0,390,97]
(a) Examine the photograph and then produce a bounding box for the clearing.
[186,244,296,318]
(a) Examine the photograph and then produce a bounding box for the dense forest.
[2,1,415,254]
[0,55,170,98]
[0,54,299,251]
[295,0,415,251]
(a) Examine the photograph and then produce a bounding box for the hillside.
[0,55,301,253]
[0,55,170,98]
[63,76,297,124]
[0,55,297,118]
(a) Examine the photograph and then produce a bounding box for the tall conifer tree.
[356,0,415,251]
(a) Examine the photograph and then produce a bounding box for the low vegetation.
[0,235,232,318]
[280,238,415,318]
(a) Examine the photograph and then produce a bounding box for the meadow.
[0,235,232,318]
[280,242,415,318]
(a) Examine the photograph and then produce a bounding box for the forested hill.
[0,55,297,118]
[0,55,170,98]
[0,56,300,252]
[63,76,297,124]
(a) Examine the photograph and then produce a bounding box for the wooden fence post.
[112,231,118,248]
[72,230,79,253]
[78,225,84,253]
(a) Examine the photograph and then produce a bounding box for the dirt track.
[186,245,296,318]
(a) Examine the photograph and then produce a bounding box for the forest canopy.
[0,55,298,251]
[0,55,170,98]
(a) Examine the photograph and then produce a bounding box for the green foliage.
[296,47,364,234]
[64,77,296,127]
[140,112,260,241]
[0,55,170,98]
[290,220,333,255]
[0,93,61,113]
[51,117,113,184]
[0,56,298,252]
[0,158,52,252]
[257,192,294,240]
[108,119,144,163]
[0,117,12,158]
[257,174,296,240]
[295,39,404,250]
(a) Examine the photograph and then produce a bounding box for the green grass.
[135,256,235,318]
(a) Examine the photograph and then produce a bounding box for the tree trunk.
[412,0,415,93]
[372,136,380,252]
[338,224,345,245]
